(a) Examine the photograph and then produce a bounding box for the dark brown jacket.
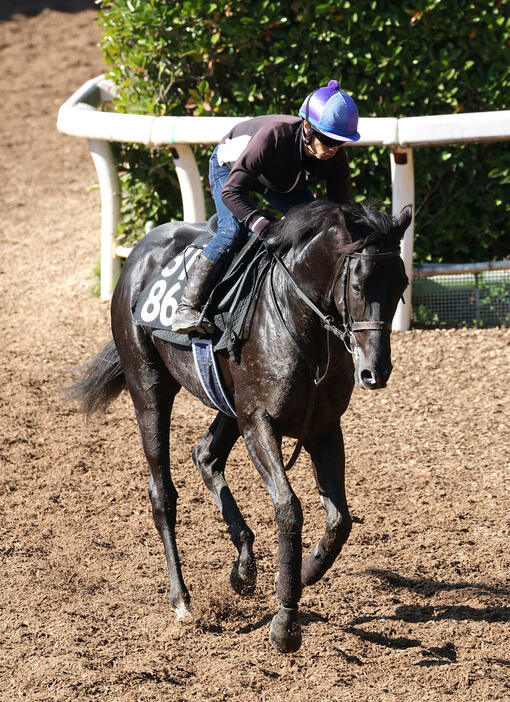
[216,115,351,235]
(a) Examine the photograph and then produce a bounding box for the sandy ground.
[0,5,509,701]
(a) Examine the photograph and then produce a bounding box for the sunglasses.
[312,130,343,148]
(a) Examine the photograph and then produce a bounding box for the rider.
[171,79,361,335]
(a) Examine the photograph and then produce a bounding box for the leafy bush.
[97,0,509,262]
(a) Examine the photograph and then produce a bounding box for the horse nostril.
[360,369,377,387]
[360,367,391,389]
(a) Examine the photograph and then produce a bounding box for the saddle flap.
[132,222,269,353]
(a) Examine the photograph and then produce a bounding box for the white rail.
[57,75,510,329]
[414,259,510,278]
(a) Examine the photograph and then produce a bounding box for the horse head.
[333,203,412,390]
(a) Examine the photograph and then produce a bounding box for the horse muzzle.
[353,341,392,390]
[356,363,392,390]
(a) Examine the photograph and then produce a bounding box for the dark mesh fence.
[412,268,510,328]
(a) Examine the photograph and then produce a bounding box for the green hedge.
[98,0,509,262]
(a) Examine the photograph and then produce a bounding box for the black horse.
[70,200,411,653]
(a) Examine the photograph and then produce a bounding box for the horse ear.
[337,206,353,242]
[395,204,413,239]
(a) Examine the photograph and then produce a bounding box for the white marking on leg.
[174,602,193,621]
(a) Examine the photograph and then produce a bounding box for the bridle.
[334,249,401,353]
[271,247,402,381]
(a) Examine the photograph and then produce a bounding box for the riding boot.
[171,253,221,334]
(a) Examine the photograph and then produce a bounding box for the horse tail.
[65,339,126,415]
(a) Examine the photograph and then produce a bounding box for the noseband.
[271,247,401,382]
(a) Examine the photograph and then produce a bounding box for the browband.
[347,250,401,260]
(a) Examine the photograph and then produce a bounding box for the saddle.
[132,215,271,360]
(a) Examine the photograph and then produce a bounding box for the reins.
[272,251,347,358]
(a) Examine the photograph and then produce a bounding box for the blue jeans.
[202,145,315,263]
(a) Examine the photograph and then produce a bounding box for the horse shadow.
[365,567,510,599]
[340,568,510,664]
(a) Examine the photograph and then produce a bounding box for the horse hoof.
[170,597,193,622]
[269,606,302,653]
[230,561,256,596]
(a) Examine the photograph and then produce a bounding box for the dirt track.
[1,5,509,701]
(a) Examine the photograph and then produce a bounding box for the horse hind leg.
[121,357,192,621]
[192,413,257,596]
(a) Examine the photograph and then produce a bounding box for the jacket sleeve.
[220,131,274,236]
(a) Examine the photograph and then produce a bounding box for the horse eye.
[352,282,362,296]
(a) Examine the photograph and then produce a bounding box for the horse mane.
[263,200,403,255]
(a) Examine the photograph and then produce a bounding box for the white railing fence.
[57,75,510,330]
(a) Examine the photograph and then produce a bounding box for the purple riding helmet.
[299,79,360,143]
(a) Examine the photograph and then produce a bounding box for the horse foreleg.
[192,413,257,595]
[241,416,303,653]
[302,423,352,587]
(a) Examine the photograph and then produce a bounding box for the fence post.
[88,138,121,300]
[391,148,415,331]
[170,145,206,222]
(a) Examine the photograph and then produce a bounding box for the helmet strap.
[304,121,312,145]
[303,91,316,145]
